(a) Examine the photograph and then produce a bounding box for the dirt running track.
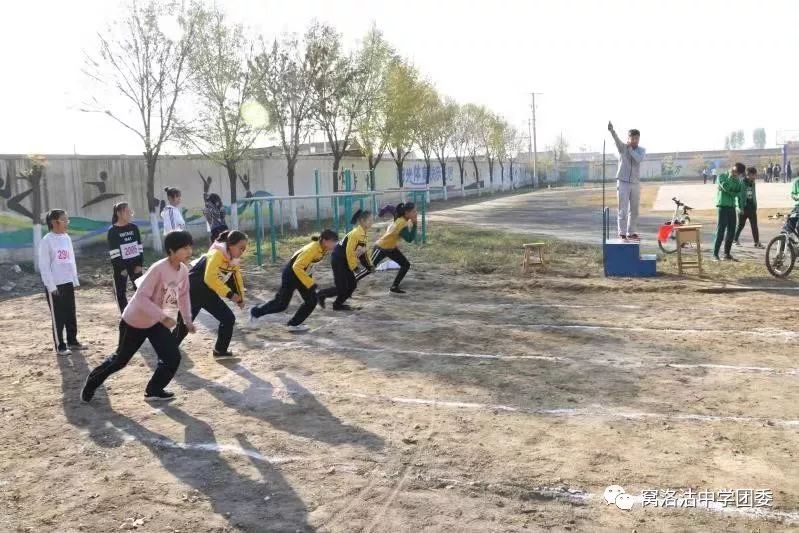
[2,196,799,531]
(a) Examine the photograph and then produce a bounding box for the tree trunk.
[439,161,448,188]
[457,158,465,185]
[488,158,494,186]
[287,156,296,196]
[332,154,342,193]
[145,153,163,253]
[424,157,432,185]
[226,162,239,230]
[395,159,404,188]
[499,161,505,190]
[471,156,479,183]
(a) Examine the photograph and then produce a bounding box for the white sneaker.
[57,346,72,356]
[287,324,309,333]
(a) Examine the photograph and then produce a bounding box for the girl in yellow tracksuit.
[174,230,248,359]
[356,202,417,294]
[249,229,338,332]
[318,209,374,311]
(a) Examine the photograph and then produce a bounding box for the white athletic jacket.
[161,205,186,235]
[39,232,79,293]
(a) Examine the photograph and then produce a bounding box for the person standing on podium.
[608,121,646,240]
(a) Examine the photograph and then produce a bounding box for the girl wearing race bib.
[174,230,247,360]
[81,230,195,403]
[39,209,84,356]
[107,202,144,313]
[249,229,338,332]
[318,209,374,311]
[356,202,417,294]
[161,186,186,235]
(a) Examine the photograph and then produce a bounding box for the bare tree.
[449,104,470,188]
[432,97,458,193]
[412,82,439,185]
[182,5,266,230]
[307,23,362,192]
[251,31,320,202]
[83,0,197,251]
[505,126,525,188]
[462,104,484,186]
[491,118,509,188]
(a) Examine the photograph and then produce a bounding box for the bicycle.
[657,197,693,254]
[765,211,799,278]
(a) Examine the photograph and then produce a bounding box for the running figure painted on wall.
[82,171,123,208]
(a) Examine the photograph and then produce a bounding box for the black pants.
[714,206,737,256]
[112,265,142,314]
[319,251,369,306]
[45,282,78,350]
[84,320,181,395]
[356,247,410,287]
[735,206,760,244]
[174,284,235,353]
[251,267,317,326]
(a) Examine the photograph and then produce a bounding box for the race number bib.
[120,242,140,260]
[55,249,71,264]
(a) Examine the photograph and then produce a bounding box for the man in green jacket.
[713,163,744,261]
[734,167,763,248]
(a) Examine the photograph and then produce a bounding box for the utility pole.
[530,92,542,186]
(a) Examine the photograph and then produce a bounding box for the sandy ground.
[2,188,799,532]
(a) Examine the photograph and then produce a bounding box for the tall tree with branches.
[307,23,362,192]
[412,82,439,185]
[491,117,509,188]
[449,104,470,187]
[83,0,197,251]
[463,104,485,186]
[384,58,421,188]
[432,97,457,193]
[353,26,393,192]
[182,5,266,230]
[251,31,320,205]
[504,125,525,188]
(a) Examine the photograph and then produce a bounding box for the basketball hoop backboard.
[776,129,799,146]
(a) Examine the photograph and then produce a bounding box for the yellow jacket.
[343,225,373,271]
[376,217,416,249]
[201,243,244,300]
[290,240,326,289]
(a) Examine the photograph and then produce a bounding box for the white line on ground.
[286,336,799,375]
[323,316,799,339]
[108,424,299,464]
[222,363,799,428]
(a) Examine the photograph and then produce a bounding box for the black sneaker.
[144,390,175,402]
[80,375,97,403]
[754,242,765,249]
[213,350,236,360]
[389,286,406,295]
[723,254,738,262]
[318,294,326,309]
[332,303,353,311]
[733,240,741,247]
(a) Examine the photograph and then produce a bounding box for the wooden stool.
[674,225,702,275]
[522,243,547,273]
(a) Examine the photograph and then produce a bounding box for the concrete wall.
[0,153,533,263]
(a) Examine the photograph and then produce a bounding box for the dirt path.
[428,186,783,262]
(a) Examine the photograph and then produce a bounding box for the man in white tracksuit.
[608,121,646,239]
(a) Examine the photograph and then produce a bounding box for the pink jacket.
[122,258,192,329]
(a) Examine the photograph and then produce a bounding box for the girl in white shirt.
[39,209,84,356]
[161,186,186,235]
